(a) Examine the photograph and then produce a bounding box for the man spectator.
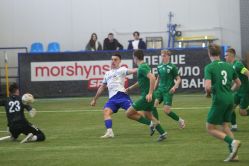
[103,33,123,50]
[127,31,146,50]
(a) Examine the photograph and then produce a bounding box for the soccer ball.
[22,93,34,105]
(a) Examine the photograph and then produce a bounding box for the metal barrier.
[0,47,28,97]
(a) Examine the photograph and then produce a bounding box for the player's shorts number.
[221,70,227,85]
[8,101,21,113]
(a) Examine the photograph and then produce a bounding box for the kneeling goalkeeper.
[0,83,45,143]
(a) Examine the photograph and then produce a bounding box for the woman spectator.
[85,33,102,51]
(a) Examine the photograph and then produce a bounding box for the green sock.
[137,116,150,125]
[224,135,233,145]
[152,107,159,120]
[155,124,165,135]
[231,111,237,125]
[167,112,180,121]
[228,144,232,153]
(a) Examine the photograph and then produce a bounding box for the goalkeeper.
[0,83,45,143]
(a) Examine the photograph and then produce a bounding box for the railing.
[0,47,28,97]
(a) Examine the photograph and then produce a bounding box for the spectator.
[85,33,102,51]
[103,33,123,50]
[127,31,146,50]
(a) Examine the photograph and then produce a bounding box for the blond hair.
[161,50,171,55]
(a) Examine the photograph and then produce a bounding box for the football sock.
[152,107,159,120]
[155,124,165,135]
[224,135,233,145]
[228,144,232,153]
[231,111,237,125]
[137,116,150,125]
[167,112,180,121]
[104,119,112,129]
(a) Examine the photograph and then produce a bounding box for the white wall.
[0,0,241,54]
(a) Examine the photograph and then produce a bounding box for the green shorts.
[234,92,249,109]
[207,102,233,125]
[132,95,155,111]
[155,89,173,106]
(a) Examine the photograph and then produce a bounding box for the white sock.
[107,128,113,133]
[232,124,237,128]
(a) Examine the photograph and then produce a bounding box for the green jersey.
[137,62,151,96]
[233,60,249,94]
[204,60,238,103]
[157,62,178,92]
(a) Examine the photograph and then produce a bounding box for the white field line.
[0,106,209,114]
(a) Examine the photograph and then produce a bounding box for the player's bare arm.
[90,84,107,106]
[125,82,139,93]
[127,68,137,75]
[146,72,156,102]
[154,76,159,90]
[205,79,211,97]
[231,78,241,92]
[170,76,181,94]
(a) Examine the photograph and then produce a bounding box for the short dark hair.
[113,53,121,60]
[108,33,113,36]
[208,44,221,56]
[226,48,236,55]
[133,49,144,60]
[133,31,140,36]
[9,83,19,94]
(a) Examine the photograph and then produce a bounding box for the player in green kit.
[154,50,185,129]
[225,48,249,131]
[126,49,167,141]
[205,44,241,162]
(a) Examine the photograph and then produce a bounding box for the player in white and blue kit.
[90,53,137,138]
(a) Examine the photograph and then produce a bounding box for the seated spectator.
[85,33,102,51]
[103,33,123,50]
[127,31,146,50]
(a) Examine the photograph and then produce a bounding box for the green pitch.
[0,95,248,166]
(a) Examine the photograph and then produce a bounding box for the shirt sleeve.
[234,62,245,74]
[204,66,211,80]
[120,67,128,76]
[102,74,107,84]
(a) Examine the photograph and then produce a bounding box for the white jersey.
[102,67,128,98]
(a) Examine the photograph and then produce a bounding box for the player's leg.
[163,93,185,128]
[207,104,241,161]
[20,123,45,143]
[126,106,150,125]
[223,122,241,162]
[238,94,249,116]
[231,93,240,131]
[206,122,240,160]
[144,110,167,141]
[126,96,151,125]
[2,127,20,141]
[101,108,115,138]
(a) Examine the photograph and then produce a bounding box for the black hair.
[133,49,144,60]
[133,31,140,36]
[9,83,19,94]
[113,53,121,60]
